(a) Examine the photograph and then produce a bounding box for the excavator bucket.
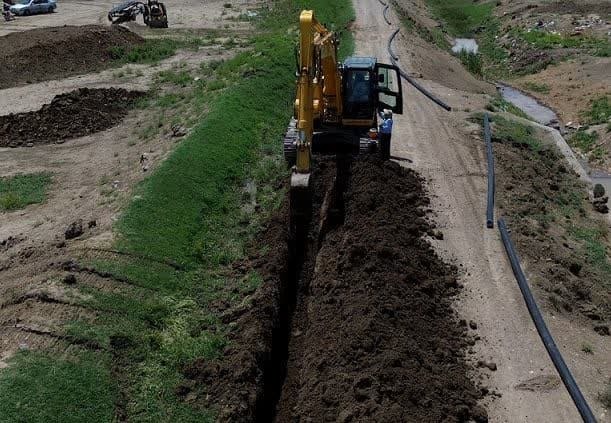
[289,172,312,241]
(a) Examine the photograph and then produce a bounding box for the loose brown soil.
[492,116,611,328]
[0,25,143,89]
[0,88,144,147]
[181,158,486,422]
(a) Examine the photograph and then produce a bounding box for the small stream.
[498,84,559,126]
[499,84,611,195]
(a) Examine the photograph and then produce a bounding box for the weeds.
[581,343,594,354]
[157,70,193,87]
[570,130,598,151]
[489,115,542,151]
[486,96,530,120]
[424,0,494,37]
[570,225,611,280]
[523,81,550,94]
[0,172,52,211]
[110,38,205,65]
[516,29,611,54]
[458,50,482,76]
[581,96,610,125]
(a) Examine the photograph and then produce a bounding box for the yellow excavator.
[285,10,403,229]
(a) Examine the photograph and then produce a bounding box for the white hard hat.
[384,109,392,118]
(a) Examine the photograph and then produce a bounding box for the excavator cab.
[342,57,403,125]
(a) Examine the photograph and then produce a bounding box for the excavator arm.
[294,10,342,176]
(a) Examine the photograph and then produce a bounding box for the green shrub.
[458,50,482,76]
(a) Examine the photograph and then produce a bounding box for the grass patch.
[570,225,611,280]
[424,0,494,37]
[157,70,193,87]
[569,130,605,162]
[421,0,512,78]
[0,351,115,423]
[516,29,611,54]
[394,4,450,50]
[523,81,550,94]
[582,96,611,125]
[0,172,52,212]
[489,115,542,151]
[458,50,482,76]
[110,38,206,65]
[486,96,530,120]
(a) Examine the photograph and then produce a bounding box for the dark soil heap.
[181,158,486,422]
[0,88,144,147]
[0,25,143,89]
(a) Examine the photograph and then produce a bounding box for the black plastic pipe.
[498,219,597,423]
[383,5,391,25]
[387,29,452,111]
[388,28,400,60]
[484,113,494,228]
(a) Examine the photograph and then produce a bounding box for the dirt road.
[353,0,608,421]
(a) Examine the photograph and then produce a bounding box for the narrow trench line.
[255,157,351,422]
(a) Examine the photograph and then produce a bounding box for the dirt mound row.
[275,158,486,422]
[0,25,143,89]
[181,158,486,422]
[0,88,144,147]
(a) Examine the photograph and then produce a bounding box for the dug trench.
[181,157,487,422]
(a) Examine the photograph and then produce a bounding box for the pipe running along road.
[499,219,597,423]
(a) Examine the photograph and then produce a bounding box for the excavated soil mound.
[181,158,486,422]
[0,88,144,147]
[0,25,143,89]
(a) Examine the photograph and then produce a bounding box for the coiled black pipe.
[484,113,494,228]
[498,218,597,423]
[387,29,452,111]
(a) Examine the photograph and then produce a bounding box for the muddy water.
[498,84,558,126]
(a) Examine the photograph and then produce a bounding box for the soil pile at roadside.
[181,157,486,422]
[0,88,144,147]
[275,158,486,422]
[0,25,143,89]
